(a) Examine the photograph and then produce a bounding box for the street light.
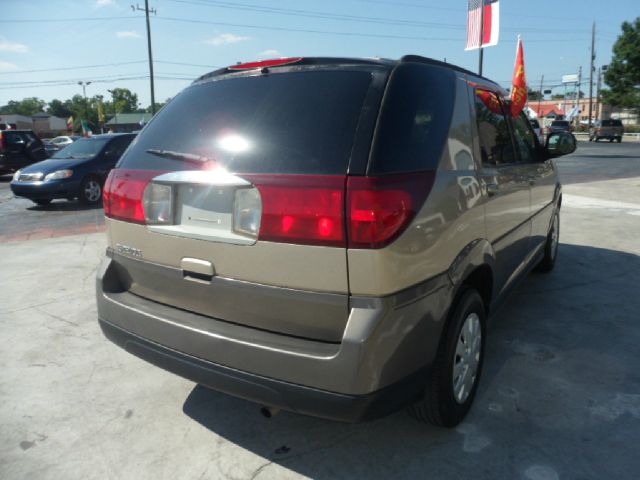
[78,81,92,130]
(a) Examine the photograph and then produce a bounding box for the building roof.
[106,113,153,125]
[532,105,566,118]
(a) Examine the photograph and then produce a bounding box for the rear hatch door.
[104,65,385,342]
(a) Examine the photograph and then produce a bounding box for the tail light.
[347,172,434,248]
[103,169,165,224]
[0,131,4,151]
[104,169,435,250]
[244,175,346,247]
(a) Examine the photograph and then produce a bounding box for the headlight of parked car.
[44,170,73,181]
[13,170,21,181]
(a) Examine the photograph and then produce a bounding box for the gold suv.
[96,56,576,427]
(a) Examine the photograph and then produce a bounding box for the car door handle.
[486,183,499,196]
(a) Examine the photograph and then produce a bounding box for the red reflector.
[228,57,304,71]
[242,175,346,247]
[347,172,435,249]
[103,169,165,224]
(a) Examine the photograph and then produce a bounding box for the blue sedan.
[10,134,135,206]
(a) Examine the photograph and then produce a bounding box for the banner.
[510,36,527,117]
[466,0,500,51]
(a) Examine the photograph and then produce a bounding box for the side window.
[22,132,37,144]
[107,136,133,158]
[473,89,515,166]
[511,113,538,163]
[369,63,456,174]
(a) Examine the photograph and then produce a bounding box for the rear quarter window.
[118,70,374,175]
[369,63,455,174]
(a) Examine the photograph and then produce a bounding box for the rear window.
[369,63,455,174]
[529,119,540,128]
[601,119,622,127]
[118,70,373,174]
[552,121,569,126]
[52,137,110,159]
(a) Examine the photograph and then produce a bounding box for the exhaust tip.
[260,406,280,419]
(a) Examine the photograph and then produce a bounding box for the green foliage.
[107,88,139,114]
[602,17,640,111]
[0,97,47,116]
[527,88,542,101]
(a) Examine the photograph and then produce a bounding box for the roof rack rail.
[399,55,499,85]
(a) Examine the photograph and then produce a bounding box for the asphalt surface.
[1,140,639,479]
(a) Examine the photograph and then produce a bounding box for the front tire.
[537,209,560,273]
[408,289,485,427]
[79,176,103,205]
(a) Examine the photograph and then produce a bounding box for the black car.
[0,129,48,175]
[10,134,135,206]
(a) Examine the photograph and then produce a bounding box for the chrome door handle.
[486,183,499,196]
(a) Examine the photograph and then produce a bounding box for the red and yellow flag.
[510,36,527,117]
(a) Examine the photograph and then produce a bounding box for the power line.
[0,60,217,76]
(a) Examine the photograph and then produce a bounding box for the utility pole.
[478,0,485,76]
[588,22,596,128]
[537,74,544,118]
[107,89,118,132]
[133,1,156,115]
[595,66,601,121]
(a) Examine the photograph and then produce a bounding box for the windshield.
[118,70,373,174]
[52,137,110,159]
[530,120,540,128]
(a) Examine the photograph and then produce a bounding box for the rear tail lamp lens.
[233,187,262,239]
[143,183,173,225]
[347,172,435,249]
[103,169,165,224]
[244,175,346,247]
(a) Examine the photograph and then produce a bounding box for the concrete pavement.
[1,143,639,479]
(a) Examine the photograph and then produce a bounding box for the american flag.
[466,0,500,51]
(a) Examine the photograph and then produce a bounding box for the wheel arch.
[447,238,495,314]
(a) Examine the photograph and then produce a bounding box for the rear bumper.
[99,318,427,422]
[10,179,81,199]
[96,254,453,421]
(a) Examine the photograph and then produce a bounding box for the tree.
[602,17,640,111]
[107,88,139,114]
[47,99,73,118]
[0,97,47,116]
[527,88,542,101]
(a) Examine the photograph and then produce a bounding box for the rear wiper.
[146,149,212,164]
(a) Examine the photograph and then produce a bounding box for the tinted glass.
[52,137,110,159]
[602,119,622,127]
[118,70,373,174]
[511,113,539,163]
[369,63,455,174]
[529,119,540,128]
[473,89,516,166]
[552,121,569,127]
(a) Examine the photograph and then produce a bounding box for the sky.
[0,0,638,109]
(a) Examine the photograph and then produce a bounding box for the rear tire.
[537,209,560,273]
[616,137,622,143]
[79,176,103,205]
[408,289,485,427]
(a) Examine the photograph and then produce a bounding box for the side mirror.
[545,132,576,158]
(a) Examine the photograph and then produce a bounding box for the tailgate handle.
[181,258,215,282]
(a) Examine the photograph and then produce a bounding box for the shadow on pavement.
[0,174,13,183]
[26,200,103,212]
[182,244,640,479]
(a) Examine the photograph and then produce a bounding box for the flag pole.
[478,0,485,76]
